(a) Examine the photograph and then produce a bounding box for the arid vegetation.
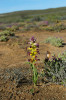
[0,7,66,100]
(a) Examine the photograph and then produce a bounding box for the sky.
[0,0,66,14]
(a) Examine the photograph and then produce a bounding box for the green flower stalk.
[27,36,40,86]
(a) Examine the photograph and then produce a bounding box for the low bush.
[26,24,38,29]
[58,51,66,61]
[31,16,43,22]
[61,16,66,20]
[44,23,66,32]
[21,24,39,32]
[46,15,61,23]
[6,25,19,31]
[0,35,8,42]
[45,37,63,47]
[0,25,6,30]
[0,30,15,42]
[18,22,25,27]
[39,21,49,26]
[43,54,66,86]
[0,30,15,36]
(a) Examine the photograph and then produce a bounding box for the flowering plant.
[27,36,40,86]
[44,54,66,85]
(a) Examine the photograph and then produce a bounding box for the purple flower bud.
[35,58,40,61]
[52,57,56,60]
[30,46,32,48]
[27,52,30,55]
[36,43,39,48]
[37,59,40,61]
[28,59,31,62]
[35,56,37,58]
[30,36,36,43]
[58,58,61,61]
[37,51,40,54]
[36,49,40,54]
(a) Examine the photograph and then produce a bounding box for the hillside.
[0,7,66,23]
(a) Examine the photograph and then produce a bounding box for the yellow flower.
[27,37,40,64]
[30,53,32,56]
[34,51,37,55]
[32,55,35,58]
[33,49,36,52]
[28,47,32,50]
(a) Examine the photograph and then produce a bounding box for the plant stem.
[33,63,36,87]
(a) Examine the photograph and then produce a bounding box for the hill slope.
[0,7,66,23]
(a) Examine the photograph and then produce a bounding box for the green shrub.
[39,21,49,26]
[44,26,53,31]
[0,30,15,36]
[45,37,63,47]
[26,24,38,29]
[47,15,61,23]
[31,16,42,22]
[61,16,66,20]
[0,35,8,42]
[44,23,66,32]
[58,51,66,61]
[21,24,39,32]
[6,25,19,31]
[0,25,6,30]
[21,27,30,32]
[43,55,66,85]
[18,22,25,27]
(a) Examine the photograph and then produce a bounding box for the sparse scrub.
[6,25,19,31]
[18,22,25,27]
[0,30,14,36]
[26,24,38,29]
[61,16,66,20]
[31,16,43,22]
[0,7,66,23]
[0,30,15,42]
[45,37,63,47]
[21,24,39,32]
[39,21,49,26]
[44,23,66,32]
[0,35,8,42]
[0,25,6,30]
[47,15,61,23]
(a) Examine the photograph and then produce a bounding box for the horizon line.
[0,6,66,15]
